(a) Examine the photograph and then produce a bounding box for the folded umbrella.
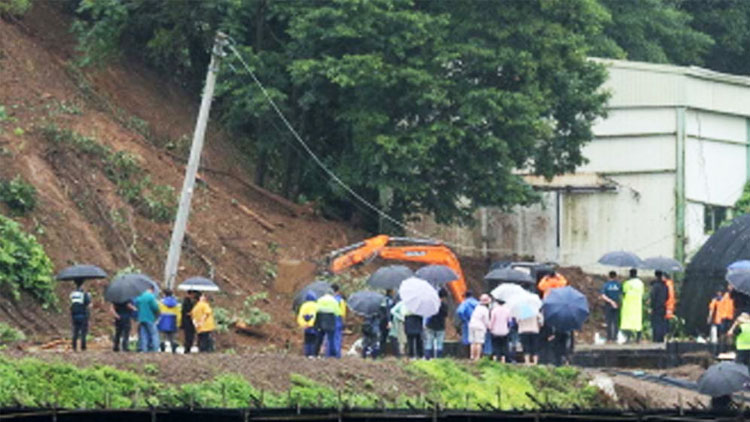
[490,283,527,302]
[698,362,750,397]
[178,276,220,292]
[598,251,643,268]
[367,265,413,290]
[727,271,750,296]
[56,264,107,281]
[348,291,386,317]
[542,286,589,331]
[398,277,440,317]
[484,268,534,284]
[640,256,683,273]
[105,273,159,303]
[415,265,458,288]
[292,280,332,311]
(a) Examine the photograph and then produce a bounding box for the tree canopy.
[70,0,749,230]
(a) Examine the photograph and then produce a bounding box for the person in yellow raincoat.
[297,291,319,357]
[620,268,644,343]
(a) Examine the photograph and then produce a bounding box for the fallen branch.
[232,202,275,232]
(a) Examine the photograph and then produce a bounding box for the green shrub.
[0,323,25,344]
[212,306,232,333]
[0,175,38,215]
[0,214,56,308]
[237,292,271,327]
[0,0,32,17]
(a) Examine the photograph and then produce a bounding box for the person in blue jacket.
[330,284,346,358]
[455,291,479,356]
[157,289,181,353]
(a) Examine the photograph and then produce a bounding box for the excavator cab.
[327,235,468,303]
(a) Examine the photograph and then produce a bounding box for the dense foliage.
[0,356,601,409]
[0,214,57,309]
[0,175,38,215]
[67,0,750,229]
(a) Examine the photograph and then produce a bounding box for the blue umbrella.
[728,260,750,272]
[727,271,750,296]
[542,286,589,331]
[415,265,458,288]
[598,251,643,268]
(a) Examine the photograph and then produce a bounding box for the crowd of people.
[598,268,677,343]
[296,271,578,365]
[69,280,216,353]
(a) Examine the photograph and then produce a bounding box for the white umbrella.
[398,277,440,317]
[505,292,542,319]
[177,276,220,292]
[490,283,527,302]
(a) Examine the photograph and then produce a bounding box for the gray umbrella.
[727,271,750,296]
[348,290,386,317]
[56,265,107,281]
[104,273,159,303]
[367,265,414,290]
[178,276,220,292]
[598,251,643,268]
[698,362,750,397]
[640,256,684,273]
[415,265,458,288]
[484,268,534,284]
[293,280,332,311]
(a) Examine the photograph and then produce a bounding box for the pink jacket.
[489,304,511,336]
[468,304,490,331]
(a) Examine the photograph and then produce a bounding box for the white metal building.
[411,58,750,272]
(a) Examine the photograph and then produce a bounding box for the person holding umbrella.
[620,268,644,343]
[424,288,449,359]
[456,291,479,356]
[404,307,425,359]
[468,294,491,361]
[191,292,216,352]
[181,290,198,353]
[379,290,396,357]
[110,299,136,352]
[650,271,669,343]
[135,284,161,352]
[297,291,319,357]
[489,298,511,362]
[600,271,622,343]
[69,280,92,352]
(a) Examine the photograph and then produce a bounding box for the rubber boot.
[424,349,433,360]
[436,350,443,359]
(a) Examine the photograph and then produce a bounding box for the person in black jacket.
[404,311,424,359]
[424,289,448,359]
[181,290,198,353]
[650,271,669,342]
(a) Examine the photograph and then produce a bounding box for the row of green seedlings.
[39,124,176,223]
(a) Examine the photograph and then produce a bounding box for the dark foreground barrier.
[0,408,746,422]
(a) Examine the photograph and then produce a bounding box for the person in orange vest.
[663,273,676,320]
[538,271,568,298]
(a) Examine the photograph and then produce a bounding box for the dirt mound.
[0,3,363,347]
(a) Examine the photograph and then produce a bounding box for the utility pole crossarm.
[164,32,228,290]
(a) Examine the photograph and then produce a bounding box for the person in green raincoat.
[620,268,644,343]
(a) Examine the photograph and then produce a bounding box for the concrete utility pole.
[164,32,228,289]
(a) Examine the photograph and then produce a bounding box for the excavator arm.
[328,235,467,303]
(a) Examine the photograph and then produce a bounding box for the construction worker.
[330,284,346,358]
[537,271,568,298]
[315,291,341,358]
[727,312,750,366]
[69,280,92,352]
[650,271,669,342]
[297,292,319,357]
[620,268,644,343]
[663,273,677,320]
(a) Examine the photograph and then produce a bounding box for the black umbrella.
[56,265,107,281]
[347,290,386,317]
[484,268,534,284]
[293,280,332,311]
[542,286,590,331]
[367,265,413,290]
[640,256,683,273]
[698,362,750,397]
[415,265,458,288]
[104,273,159,303]
[178,276,220,292]
[727,271,750,295]
[598,251,643,268]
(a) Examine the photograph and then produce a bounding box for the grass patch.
[39,124,176,222]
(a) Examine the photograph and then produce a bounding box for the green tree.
[682,0,750,75]
[591,0,713,65]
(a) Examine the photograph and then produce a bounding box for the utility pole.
[164,32,228,289]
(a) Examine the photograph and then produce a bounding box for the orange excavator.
[327,235,467,303]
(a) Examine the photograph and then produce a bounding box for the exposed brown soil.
[3,350,426,400]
